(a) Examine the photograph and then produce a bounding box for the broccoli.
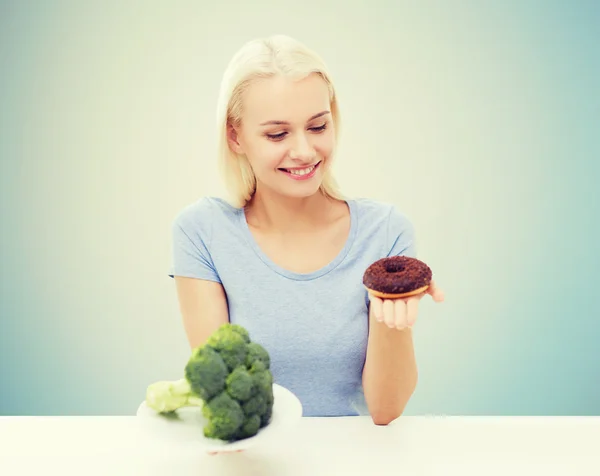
[145,323,274,442]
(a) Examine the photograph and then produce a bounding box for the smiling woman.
[169,34,443,428]
[225,69,339,204]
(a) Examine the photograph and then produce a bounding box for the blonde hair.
[215,34,345,208]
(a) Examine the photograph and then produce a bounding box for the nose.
[289,132,316,162]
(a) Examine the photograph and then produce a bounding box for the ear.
[227,123,244,155]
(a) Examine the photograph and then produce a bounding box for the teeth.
[288,165,315,176]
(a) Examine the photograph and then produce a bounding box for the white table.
[1,415,598,475]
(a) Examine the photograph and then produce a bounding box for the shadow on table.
[150,449,307,476]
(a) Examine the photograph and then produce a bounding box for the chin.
[281,183,323,199]
[273,175,323,199]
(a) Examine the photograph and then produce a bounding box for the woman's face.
[228,73,336,200]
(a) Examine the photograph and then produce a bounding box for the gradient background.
[1,0,599,416]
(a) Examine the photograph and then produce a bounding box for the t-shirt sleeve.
[385,205,417,258]
[168,199,222,283]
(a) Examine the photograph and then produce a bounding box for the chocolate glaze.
[363,256,432,295]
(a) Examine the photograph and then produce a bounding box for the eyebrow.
[259,110,330,126]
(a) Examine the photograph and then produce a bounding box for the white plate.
[136,383,303,454]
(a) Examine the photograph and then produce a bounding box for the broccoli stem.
[146,378,204,413]
[187,395,204,407]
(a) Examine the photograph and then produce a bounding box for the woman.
[169,34,444,426]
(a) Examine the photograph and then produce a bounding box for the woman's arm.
[174,276,230,350]
[361,304,418,425]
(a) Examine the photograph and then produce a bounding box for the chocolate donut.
[363,256,432,299]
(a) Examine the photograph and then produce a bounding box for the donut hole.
[384,262,405,273]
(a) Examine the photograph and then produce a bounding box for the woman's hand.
[369,281,444,330]
[207,449,244,456]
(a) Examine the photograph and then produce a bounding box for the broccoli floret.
[145,323,275,442]
[236,414,261,439]
[201,392,245,440]
[245,342,270,369]
[260,402,273,428]
[184,345,229,401]
[226,366,254,402]
[248,360,265,375]
[229,324,251,343]
[242,392,268,416]
[206,325,249,371]
[248,368,274,428]
[251,366,273,394]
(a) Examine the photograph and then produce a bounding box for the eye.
[265,122,328,141]
[266,132,287,141]
[309,123,328,133]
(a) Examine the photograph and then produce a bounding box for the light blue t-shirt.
[169,196,416,417]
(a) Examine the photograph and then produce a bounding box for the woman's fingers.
[371,288,438,330]
[208,450,244,456]
[383,299,395,328]
[406,297,420,327]
[370,295,384,321]
[394,299,408,329]
[428,280,445,302]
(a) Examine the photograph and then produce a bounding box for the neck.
[245,187,336,233]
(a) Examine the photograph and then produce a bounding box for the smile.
[278,161,321,180]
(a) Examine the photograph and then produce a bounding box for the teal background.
[1,1,599,416]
